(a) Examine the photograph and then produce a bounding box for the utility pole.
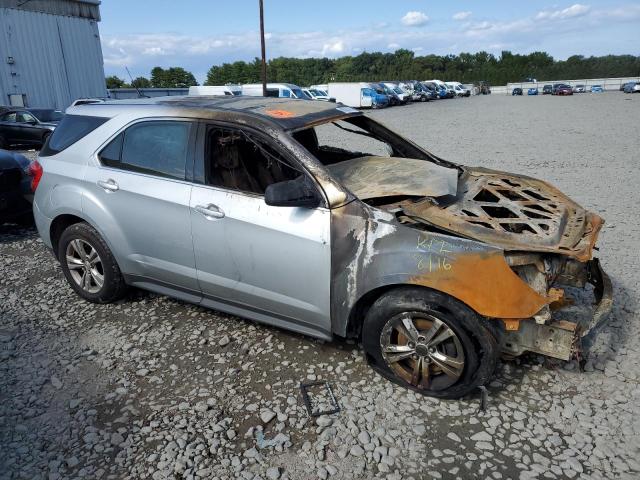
[259,0,267,96]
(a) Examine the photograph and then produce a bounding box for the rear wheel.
[362,287,499,399]
[58,222,127,303]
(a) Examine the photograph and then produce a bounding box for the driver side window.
[196,126,303,196]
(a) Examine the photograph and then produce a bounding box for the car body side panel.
[330,201,549,337]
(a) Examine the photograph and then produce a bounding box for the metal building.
[0,0,107,109]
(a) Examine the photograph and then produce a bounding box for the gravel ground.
[1,92,639,480]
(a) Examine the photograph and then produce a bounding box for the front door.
[14,111,41,145]
[190,124,332,337]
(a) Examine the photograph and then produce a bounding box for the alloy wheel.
[65,239,104,294]
[380,312,465,391]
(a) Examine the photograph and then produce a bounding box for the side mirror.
[265,176,321,208]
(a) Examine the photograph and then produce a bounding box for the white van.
[445,82,471,97]
[327,82,388,108]
[241,83,310,99]
[189,85,242,96]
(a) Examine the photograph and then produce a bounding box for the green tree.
[131,76,151,88]
[105,75,126,89]
[150,67,198,88]
[202,52,640,88]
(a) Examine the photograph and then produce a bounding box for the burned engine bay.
[327,155,612,361]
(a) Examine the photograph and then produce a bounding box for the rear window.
[40,115,108,157]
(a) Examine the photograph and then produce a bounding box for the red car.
[555,84,573,96]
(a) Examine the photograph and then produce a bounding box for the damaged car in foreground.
[33,97,612,399]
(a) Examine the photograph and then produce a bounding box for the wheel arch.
[50,214,88,259]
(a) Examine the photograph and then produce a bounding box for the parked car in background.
[189,85,242,96]
[381,83,410,104]
[527,88,539,95]
[573,85,586,93]
[419,84,438,100]
[620,82,634,91]
[328,83,388,108]
[424,82,451,99]
[512,88,523,96]
[242,83,310,99]
[591,85,605,93]
[0,149,39,225]
[542,85,553,94]
[447,83,470,97]
[623,82,640,93]
[554,85,573,96]
[32,96,611,399]
[303,88,331,101]
[398,81,426,102]
[0,108,62,148]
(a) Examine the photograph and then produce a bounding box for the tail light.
[28,160,43,192]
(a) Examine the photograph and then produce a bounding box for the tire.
[58,222,127,303]
[362,287,499,399]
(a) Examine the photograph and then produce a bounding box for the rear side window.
[40,115,107,157]
[98,121,192,180]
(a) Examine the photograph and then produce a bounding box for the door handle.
[195,204,225,219]
[97,179,119,192]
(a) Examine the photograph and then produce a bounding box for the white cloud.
[536,4,591,21]
[401,11,429,27]
[321,40,345,56]
[387,42,400,49]
[453,11,472,21]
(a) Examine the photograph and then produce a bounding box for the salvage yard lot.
[1,92,639,480]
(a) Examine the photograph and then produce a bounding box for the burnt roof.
[100,95,362,130]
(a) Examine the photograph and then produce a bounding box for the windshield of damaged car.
[291,116,435,166]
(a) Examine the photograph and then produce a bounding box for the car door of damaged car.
[190,123,332,338]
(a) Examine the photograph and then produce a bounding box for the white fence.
[491,77,640,94]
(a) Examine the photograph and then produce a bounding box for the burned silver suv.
[33,96,612,398]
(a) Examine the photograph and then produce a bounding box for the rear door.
[190,123,332,337]
[83,119,199,292]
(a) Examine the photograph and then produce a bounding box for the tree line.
[105,51,640,89]
[106,66,198,89]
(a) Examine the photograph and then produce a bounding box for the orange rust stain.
[575,213,604,262]
[264,109,295,118]
[409,252,549,319]
[502,319,521,331]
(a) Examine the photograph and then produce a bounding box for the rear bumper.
[33,198,53,249]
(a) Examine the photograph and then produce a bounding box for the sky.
[99,1,640,83]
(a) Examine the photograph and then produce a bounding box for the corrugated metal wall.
[0,6,107,109]
[0,1,100,21]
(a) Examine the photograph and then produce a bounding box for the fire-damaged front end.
[330,158,612,362]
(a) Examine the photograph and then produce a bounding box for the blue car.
[591,85,604,93]
[528,88,539,95]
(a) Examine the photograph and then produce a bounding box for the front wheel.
[58,222,127,303]
[362,287,499,399]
